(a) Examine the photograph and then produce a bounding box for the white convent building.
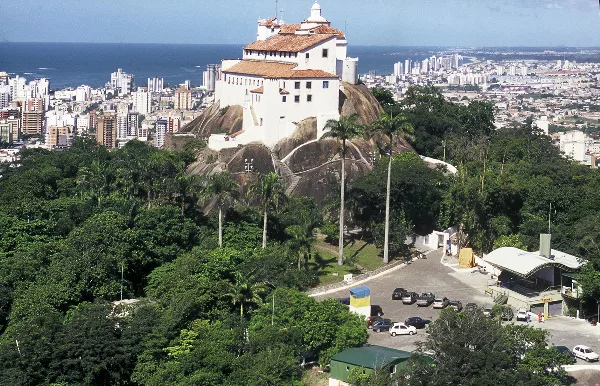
[210,2,359,150]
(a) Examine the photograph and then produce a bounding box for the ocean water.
[0,42,445,90]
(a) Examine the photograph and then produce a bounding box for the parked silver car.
[432,297,449,309]
[401,292,419,304]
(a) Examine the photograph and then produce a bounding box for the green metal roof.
[331,345,412,369]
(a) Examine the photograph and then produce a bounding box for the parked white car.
[389,323,417,336]
[573,345,600,362]
[516,309,528,322]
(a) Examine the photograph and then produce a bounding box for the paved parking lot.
[318,248,600,365]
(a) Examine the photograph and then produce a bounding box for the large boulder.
[272,117,318,160]
[181,103,243,138]
[340,82,384,125]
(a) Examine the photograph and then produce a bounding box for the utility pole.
[120,263,124,301]
[442,140,446,162]
[271,294,275,325]
[548,203,553,234]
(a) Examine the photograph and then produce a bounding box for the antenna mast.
[275,0,278,19]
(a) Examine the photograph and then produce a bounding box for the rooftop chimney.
[539,233,551,259]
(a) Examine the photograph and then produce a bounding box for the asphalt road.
[318,248,600,365]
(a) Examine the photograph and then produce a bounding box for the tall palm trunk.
[383,154,392,264]
[262,207,268,249]
[338,139,346,266]
[218,205,223,248]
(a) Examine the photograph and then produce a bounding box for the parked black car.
[371,305,384,317]
[405,316,430,329]
[401,292,419,305]
[371,319,393,332]
[336,297,350,306]
[392,288,407,300]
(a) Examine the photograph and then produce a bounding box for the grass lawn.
[309,238,385,286]
[301,368,329,386]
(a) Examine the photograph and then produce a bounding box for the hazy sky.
[1,0,599,46]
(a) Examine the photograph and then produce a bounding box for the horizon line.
[2,41,600,49]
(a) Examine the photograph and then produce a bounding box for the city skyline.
[1,0,599,47]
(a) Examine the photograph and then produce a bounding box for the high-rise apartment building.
[45,125,72,148]
[0,72,10,85]
[2,117,21,141]
[110,68,134,96]
[167,117,181,134]
[393,62,403,77]
[147,77,164,93]
[117,113,129,139]
[0,85,10,109]
[128,112,139,136]
[155,119,167,147]
[421,58,429,74]
[9,76,27,101]
[76,85,91,102]
[96,113,117,148]
[133,90,151,115]
[21,111,43,136]
[174,86,192,110]
[404,59,411,74]
[77,114,89,134]
[452,53,460,69]
[203,65,218,92]
[25,98,44,112]
[0,121,13,143]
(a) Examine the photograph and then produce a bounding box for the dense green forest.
[0,85,599,384]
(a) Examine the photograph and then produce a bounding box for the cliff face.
[186,83,414,205]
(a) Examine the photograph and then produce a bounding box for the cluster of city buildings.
[364,53,600,168]
[0,63,220,158]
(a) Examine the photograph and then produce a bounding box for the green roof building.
[329,345,413,386]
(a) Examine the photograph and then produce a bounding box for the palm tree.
[249,172,284,249]
[322,115,364,266]
[200,171,239,248]
[76,159,112,207]
[223,272,267,319]
[371,112,415,263]
[173,162,199,216]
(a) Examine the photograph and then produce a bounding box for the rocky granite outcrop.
[181,104,243,138]
[339,81,384,124]
[184,81,415,205]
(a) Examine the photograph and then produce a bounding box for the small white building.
[210,2,358,150]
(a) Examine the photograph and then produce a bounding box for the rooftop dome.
[307,1,328,23]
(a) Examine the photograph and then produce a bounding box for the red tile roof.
[245,33,335,53]
[279,24,301,35]
[309,25,345,38]
[223,60,338,79]
[250,86,264,94]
